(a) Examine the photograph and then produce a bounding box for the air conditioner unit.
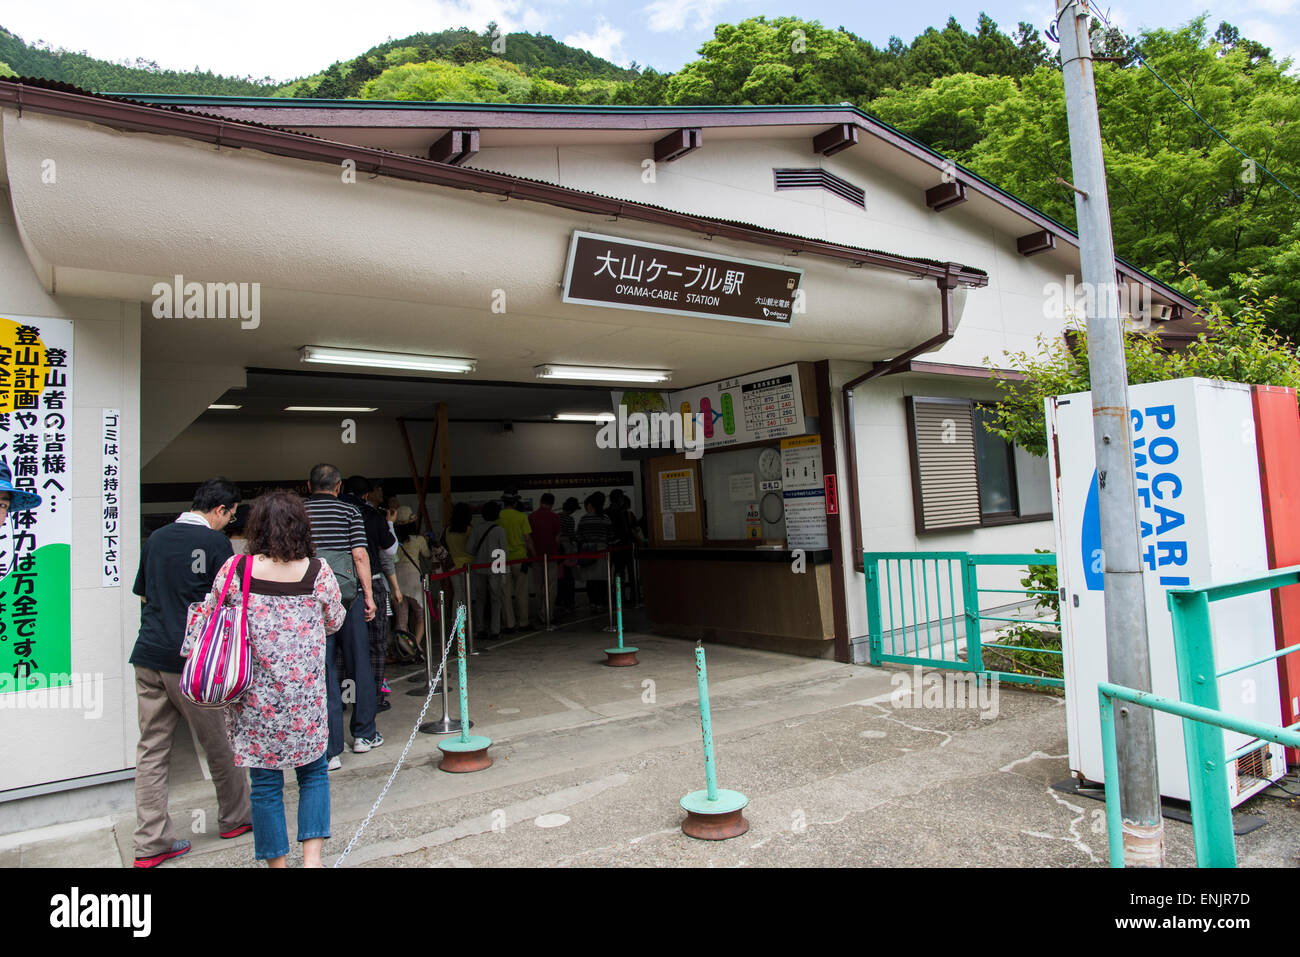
[1047,378,1287,806]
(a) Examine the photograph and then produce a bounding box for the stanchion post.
[603,552,616,632]
[423,575,434,689]
[465,568,476,656]
[680,642,748,839]
[603,574,638,667]
[419,582,467,734]
[543,554,553,631]
[436,606,492,772]
[407,574,437,697]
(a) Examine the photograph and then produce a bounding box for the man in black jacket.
[341,476,399,712]
[129,478,252,868]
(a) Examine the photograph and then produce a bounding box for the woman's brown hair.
[244,490,316,562]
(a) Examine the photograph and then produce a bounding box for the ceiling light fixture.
[553,412,616,423]
[300,346,476,374]
[535,364,672,384]
[284,406,378,413]
[207,404,242,410]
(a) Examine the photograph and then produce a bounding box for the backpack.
[317,547,358,605]
[468,522,498,573]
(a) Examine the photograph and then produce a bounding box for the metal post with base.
[680,641,748,839]
[604,575,638,667]
[602,552,617,632]
[543,554,556,631]
[436,604,493,773]
[408,574,440,697]
[420,585,469,736]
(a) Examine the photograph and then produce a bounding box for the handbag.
[180,555,254,708]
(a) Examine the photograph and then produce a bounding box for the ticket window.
[700,445,785,544]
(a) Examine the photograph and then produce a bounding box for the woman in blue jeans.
[193,490,346,866]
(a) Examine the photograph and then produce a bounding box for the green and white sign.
[0,315,72,693]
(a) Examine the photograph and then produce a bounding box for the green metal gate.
[864,551,1063,688]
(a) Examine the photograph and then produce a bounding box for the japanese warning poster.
[0,315,72,693]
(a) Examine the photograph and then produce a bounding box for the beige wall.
[0,187,141,794]
[470,136,1077,366]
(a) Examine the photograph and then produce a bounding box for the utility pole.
[1056,0,1165,866]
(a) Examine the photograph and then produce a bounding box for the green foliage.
[3,13,1295,338]
[982,270,1300,457]
[950,17,1300,335]
[0,24,278,94]
[867,73,1018,161]
[362,58,540,103]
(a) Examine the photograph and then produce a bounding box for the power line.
[1080,3,1300,203]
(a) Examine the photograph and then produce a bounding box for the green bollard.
[680,641,749,839]
[436,604,493,772]
[604,575,639,666]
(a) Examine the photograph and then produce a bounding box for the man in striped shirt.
[304,464,382,764]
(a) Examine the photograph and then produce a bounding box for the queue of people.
[128,470,643,867]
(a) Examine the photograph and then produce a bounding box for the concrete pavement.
[4,611,1297,867]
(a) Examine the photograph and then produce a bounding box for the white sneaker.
[328,756,341,771]
[352,733,383,753]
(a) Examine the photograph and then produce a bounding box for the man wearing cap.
[128,477,252,868]
[497,489,535,633]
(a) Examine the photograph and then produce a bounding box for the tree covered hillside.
[2,14,1296,332]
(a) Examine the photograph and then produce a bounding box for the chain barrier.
[332,626,458,868]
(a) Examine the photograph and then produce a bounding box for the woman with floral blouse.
[189,489,346,867]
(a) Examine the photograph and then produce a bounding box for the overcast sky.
[6,1,1296,80]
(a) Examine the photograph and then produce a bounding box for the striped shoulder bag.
[180,555,253,708]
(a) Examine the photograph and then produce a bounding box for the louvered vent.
[1235,745,1272,793]
[773,168,866,209]
[908,398,981,531]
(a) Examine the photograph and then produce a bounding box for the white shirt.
[174,511,214,529]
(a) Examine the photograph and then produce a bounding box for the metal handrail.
[1100,564,1300,867]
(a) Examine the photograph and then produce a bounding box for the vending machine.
[1047,377,1286,805]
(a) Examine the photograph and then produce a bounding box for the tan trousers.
[133,666,251,858]
[503,563,531,628]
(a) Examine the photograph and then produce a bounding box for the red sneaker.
[220,823,253,839]
[133,839,191,868]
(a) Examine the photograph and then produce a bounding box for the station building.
[0,77,1198,827]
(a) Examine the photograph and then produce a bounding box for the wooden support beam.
[422,416,439,533]
[813,123,858,157]
[653,128,702,163]
[925,181,967,212]
[429,128,480,166]
[1015,228,1056,256]
[438,402,451,534]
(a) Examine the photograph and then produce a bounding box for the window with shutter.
[906,397,982,532]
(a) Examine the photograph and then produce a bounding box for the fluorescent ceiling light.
[300,346,476,374]
[535,364,671,384]
[207,404,242,410]
[554,412,616,423]
[284,406,378,413]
